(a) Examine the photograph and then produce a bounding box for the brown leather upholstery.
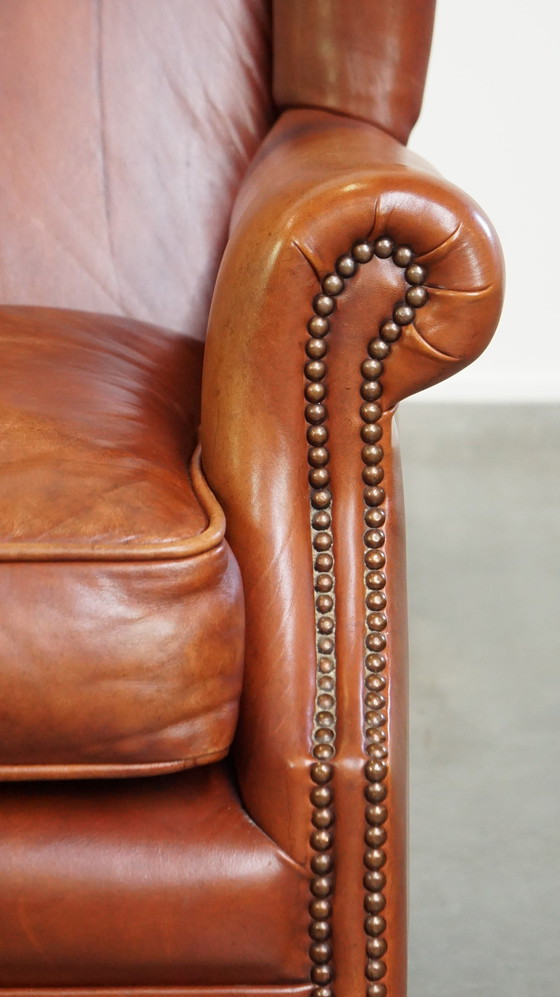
[0,0,273,337]
[0,3,504,994]
[273,0,436,144]
[0,764,309,987]
[0,308,244,779]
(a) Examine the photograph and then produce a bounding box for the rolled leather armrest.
[201,104,503,855]
[201,108,503,994]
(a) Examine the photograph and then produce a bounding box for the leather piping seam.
[0,446,226,562]
[0,746,229,781]
[305,237,429,997]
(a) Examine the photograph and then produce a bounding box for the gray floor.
[398,404,560,997]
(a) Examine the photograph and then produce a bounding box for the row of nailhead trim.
[305,236,429,997]
[357,237,428,997]
[305,264,339,997]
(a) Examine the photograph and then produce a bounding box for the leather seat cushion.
[0,764,309,987]
[0,307,244,780]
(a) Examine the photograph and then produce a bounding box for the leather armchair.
[0,3,504,996]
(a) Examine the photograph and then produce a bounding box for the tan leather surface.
[0,0,272,336]
[0,307,244,777]
[273,0,436,144]
[202,106,504,856]
[0,764,309,987]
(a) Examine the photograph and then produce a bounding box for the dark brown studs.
[365,673,386,691]
[310,941,333,964]
[405,261,426,285]
[336,254,356,277]
[311,762,333,785]
[312,510,331,529]
[366,570,386,590]
[305,382,325,402]
[313,531,332,551]
[380,320,402,343]
[309,467,330,488]
[362,445,383,466]
[312,491,331,511]
[311,785,333,807]
[366,804,388,827]
[361,382,382,403]
[322,273,344,296]
[310,898,332,919]
[309,919,332,940]
[361,362,382,386]
[374,237,394,259]
[365,528,385,547]
[365,652,386,673]
[309,447,330,468]
[360,402,382,424]
[352,241,374,263]
[311,964,333,986]
[306,404,326,424]
[365,550,385,570]
[365,782,387,804]
[307,338,329,359]
[364,848,387,870]
[368,338,390,360]
[312,852,334,875]
[366,760,388,781]
[367,612,387,630]
[362,466,384,486]
[393,244,414,267]
[312,807,334,828]
[365,960,387,981]
[367,985,387,997]
[393,303,415,326]
[306,360,327,381]
[316,595,334,614]
[365,826,387,848]
[364,915,386,937]
[361,424,383,445]
[308,424,328,445]
[364,486,385,507]
[364,508,385,527]
[367,937,387,958]
[308,315,330,337]
[364,893,387,915]
[313,293,335,316]
[406,284,428,308]
[304,237,429,997]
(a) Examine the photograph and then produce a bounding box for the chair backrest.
[0,0,273,338]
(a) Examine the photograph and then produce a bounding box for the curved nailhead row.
[306,253,345,997]
[305,234,429,997]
